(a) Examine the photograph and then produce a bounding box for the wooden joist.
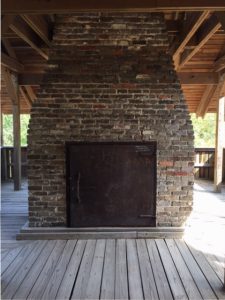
[21,15,51,46]
[172,11,210,64]
[214,53,225,72]
[178,15,221,70]
[196,84,217,117]
[2,0,225,14]
[9,17,49,60]
[1,52,24,73]
[19,86,33,108]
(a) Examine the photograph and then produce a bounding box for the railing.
[1,146,225,181]
[1,146,28,181]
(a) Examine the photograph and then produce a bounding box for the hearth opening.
[66,142,157,227]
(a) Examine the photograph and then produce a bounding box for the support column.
[12,101,21,190]
[214,96,225,192]
[2,67,21,190]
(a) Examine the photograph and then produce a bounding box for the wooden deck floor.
[1,238,225,299]
[1,180,225,299]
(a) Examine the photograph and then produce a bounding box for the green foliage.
[2,114,30,146]
[191,113,216,148]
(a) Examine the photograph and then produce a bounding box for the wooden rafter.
[2,0,225,14]
[24,86,37,101]
[214,53,225,72]
[178,15,221,70]
[19,86,32,108]
[21,15,51,46]
[1,52,24,73]
[172,11,210,63]
[196,84,217,117]
[9,17,49,60]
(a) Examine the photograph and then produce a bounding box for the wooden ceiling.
[1,1,225,116]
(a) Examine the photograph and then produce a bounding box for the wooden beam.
[214,95,225,192]
[1,52,24,73]
[9,17,49,60]
[2,0,225,14]
[178,15,221,70]
[24,86,37,101]
[19,86,32,108]
[196,84,217,117]
[21,15,51,46]
[173,11,210,62]
[12,100,22,191]
[178,72,219,85]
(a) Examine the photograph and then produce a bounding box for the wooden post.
[214,96,225,192]
[2,67,21,190]
[12,101,21,190]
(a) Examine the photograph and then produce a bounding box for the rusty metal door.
[66,142,156,227]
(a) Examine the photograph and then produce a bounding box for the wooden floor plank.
[2,241,47,299]
[100,239,116,300]
[115,239,129,300]
[1,245,24,273]
[71,239,96,300]
[165,239,203,299]
[13,241,57,300]
[136,239,159,300]
[85,239,106,299]
[146,239,173,300]
[204,252,225,282]
[175,240,217,300]
[155,239,188,300]
[41,240,77,300]
[27,240,67,299]
[56,240,86,300]
[127,239,143,300]
[187,243,225,299]
[1,241,38,292]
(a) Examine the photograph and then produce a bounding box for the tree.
[2,114,30,146]
[191,113,216,147]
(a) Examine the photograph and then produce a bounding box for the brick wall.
[28,13,194,227]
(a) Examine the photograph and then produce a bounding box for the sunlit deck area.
[1,180,225,299]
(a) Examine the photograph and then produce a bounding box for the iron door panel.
[67,142,156,227]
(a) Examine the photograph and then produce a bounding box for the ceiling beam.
[21,15,51,46]
[173,11,210,64]
[9,17,49,60]
[1,52,24,73]
[2,0,225,14]
[178,15,221,70]
[196,84,217,117]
